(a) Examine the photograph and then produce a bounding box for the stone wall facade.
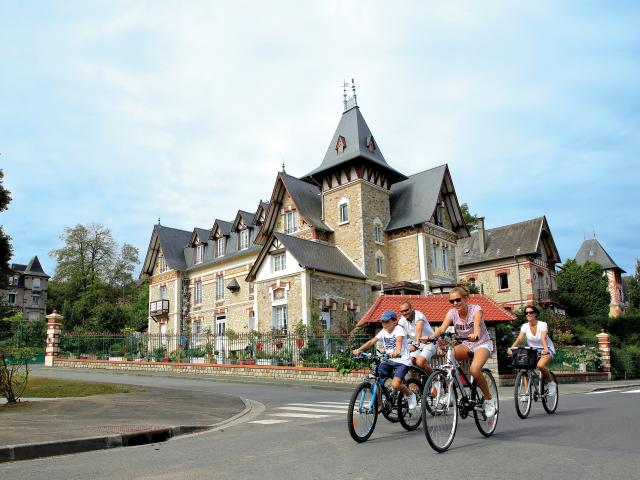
[254,273,304,333]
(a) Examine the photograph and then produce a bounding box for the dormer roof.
[210,219,233,239]
[302,106,407,185]
[231,210,256,231]
[189,227,211,246]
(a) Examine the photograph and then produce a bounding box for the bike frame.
[437,340,483,414]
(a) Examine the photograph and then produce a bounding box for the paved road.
[2,368,639,480]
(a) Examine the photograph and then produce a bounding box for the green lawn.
[20,377,145,397]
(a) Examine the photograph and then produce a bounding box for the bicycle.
[420,332,499,452]
[511,347,559,418]
[347,353,424,442]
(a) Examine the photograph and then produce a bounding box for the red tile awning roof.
[358,294,515,326]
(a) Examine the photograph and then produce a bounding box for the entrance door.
[215,316,226,360]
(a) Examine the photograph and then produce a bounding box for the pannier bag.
[511,347,538,369]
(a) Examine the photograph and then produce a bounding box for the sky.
[1,1,639,278]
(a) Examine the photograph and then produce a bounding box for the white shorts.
[410,343,437,361]
[464,339,494,353]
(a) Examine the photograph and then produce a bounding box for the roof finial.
[281,160,286,173]
[342,80,349,111]
[158,217,161,225]
[351,78,357,107]
[592,226,596,239]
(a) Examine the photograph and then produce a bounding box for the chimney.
[477,217,486,254]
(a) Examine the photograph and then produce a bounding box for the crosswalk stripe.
[316,401,349,406]
[622,389,640,393]
[586,389,622,394]
[287,403,348,409]
[274,406,345,413]
[249,419,290,425]
[269,413,331,419]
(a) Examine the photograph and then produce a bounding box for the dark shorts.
[378,361,410,381]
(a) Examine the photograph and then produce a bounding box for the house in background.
[457,216,561,312]
[1,256,49,321]
[141,90,470,338]
[574,237,626,317]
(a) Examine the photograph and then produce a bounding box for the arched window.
[338,197,349,224]
[373,218,383,244]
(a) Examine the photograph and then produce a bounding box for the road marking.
[316,401,350,406]
[269,413,331,419]
[288,403,348,409]
[586,389,622,394]
[249,419,290,425]
[622,389,640,393]
[274,406,345,413]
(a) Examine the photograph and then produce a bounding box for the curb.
[590,383,640,392]
[0,398,254,463]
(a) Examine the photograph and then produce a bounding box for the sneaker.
[407,393,417,410]
[484,398,497,418]
[547,382,557,396]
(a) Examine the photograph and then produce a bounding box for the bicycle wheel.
[381,378,400,423]
[422,370,458,453]
[347,381,378,443]
[472,368,499,437]
[542,372,559,414]
[398,379,423,431]
[514,371,532,419]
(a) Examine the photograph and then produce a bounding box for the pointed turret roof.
[24,256,48,277]
[575,238,624,273]
[302,106,407,184]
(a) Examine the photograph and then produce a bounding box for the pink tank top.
[447,304,491,346]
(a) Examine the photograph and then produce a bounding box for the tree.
[110,243,140,302]
[557,259,610,317]
[625,259,640,311]
[49,224,117,294]
[0,170,13,290]
[460,203,480,231]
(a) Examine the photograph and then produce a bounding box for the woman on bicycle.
[352,310,417,409]
[424,285,497,417]
[508,305,557,395]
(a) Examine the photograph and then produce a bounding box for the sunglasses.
[449,298,462,304]
[525,311,536,315]
[399,309,410,314]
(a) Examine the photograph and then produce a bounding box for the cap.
[380,310,397,322]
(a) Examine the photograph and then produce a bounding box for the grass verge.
[19,377,145,398]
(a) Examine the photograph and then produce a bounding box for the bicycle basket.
[511,348,538,369]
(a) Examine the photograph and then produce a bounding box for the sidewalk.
[0,386,248,463]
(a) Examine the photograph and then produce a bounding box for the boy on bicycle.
[352,310,417,409]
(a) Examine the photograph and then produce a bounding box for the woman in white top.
[508,305,557,395]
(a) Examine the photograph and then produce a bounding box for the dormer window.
[239,229,250,250]
[195,244,204,264]
[335,135,346,154]
[272,253,286,272]
[284,210,297,234]
[158,255,167,272]
[216,237,226,257]
[339,197,349,224]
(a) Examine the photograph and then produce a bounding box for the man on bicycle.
[397,301,436,375]
[352,310,417,409]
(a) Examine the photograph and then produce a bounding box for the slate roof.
[155,225,192,271]
[387,165,447,231]
[212,219,233,237]
[302,106,407,184]
[9,257,49,278]
[193,228,211,244]
[281,173,332,232]
[575,238,624,273]
[358,294,515,325]
[458,217,559,266]
[24,256,48,277]
[273,232,366,279]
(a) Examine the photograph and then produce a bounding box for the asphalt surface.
[1,366,639,470]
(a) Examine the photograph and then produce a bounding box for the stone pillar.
[44,310,63,367]
[596,330,611,376]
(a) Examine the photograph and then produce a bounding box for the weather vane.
[342,78,358,111]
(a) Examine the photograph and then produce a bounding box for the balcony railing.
[149,299,169,316]
[536,289,559,304]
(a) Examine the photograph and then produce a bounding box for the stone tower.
[302,104,407,279]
